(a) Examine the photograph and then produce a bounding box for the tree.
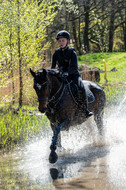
[0,0,57,107]
[50,0,125,53]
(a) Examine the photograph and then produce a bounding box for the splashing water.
[104,93,126,189]
[1,93,126,189]
[105,93,126,144]
[19,93,126,185]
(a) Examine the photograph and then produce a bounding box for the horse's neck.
[49,75,62,97]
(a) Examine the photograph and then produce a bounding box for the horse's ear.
[43,69,47,76]
[30,68,35,78]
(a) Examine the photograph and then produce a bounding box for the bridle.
[36,78,65,112]
[36,74,78,113]
[34,80,49,103]
[38,97,48,103]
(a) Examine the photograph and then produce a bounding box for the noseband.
[38,97,48,103]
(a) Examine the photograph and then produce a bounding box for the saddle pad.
[84,83,95,103]
[68,80,95,104]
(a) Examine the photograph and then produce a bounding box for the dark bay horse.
[30,68,106,163]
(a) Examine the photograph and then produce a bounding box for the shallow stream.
[0,94,126,190]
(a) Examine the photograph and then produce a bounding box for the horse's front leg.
[51,123,62,148]
[49,120,67,164]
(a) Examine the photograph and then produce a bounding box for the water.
[0,94,126,189]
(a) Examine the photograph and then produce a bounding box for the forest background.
[0,0,126,107]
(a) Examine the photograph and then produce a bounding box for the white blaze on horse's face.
[36,83,42,90]
[34,81,49,113]
[31,69,49,113]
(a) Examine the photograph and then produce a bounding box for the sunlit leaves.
[0,0,57,103]
[0,0,57,70]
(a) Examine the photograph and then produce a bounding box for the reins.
[47,79,79,113]
[48,82,64,103]
[66,80,78,105]
[47,82,65,112]
[37,74,78,111]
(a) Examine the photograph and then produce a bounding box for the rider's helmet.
[56,30,70,40]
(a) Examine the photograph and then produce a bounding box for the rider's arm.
[51,52,57,69]
[68,50,79,75]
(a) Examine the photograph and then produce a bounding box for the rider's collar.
[61,45,69,51]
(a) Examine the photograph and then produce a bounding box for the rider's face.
[58,38,68,49]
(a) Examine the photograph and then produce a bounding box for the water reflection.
[50,145,109,181]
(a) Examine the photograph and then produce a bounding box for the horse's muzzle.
[39,107,47,113]
[38,101,48,113]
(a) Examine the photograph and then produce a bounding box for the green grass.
[0,107,50,149]
[78,52,126,83]
[78,52,126,70]
[78,52,126,104]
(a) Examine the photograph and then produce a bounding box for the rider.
[51,30,93,118]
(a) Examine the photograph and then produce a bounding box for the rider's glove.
[59,67,63,74]
[62,72,68,78]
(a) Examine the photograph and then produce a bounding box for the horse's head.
[30,68,49,113]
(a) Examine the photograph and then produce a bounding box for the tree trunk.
[71,16,79,52]
[124,24,126,51]
[83,1,90,52]
[17,0,23,107]
[78,2,82,55]
[124,1,126,51]
[10,26,15,105]
[78,15,82,55]
[108,0,115,52]
[10,53,15,105]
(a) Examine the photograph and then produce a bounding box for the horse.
[30,68,106,163]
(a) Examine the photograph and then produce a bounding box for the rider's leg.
[77,77,93,117]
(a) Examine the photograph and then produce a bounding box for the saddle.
[66,80,95,105]
[49,69,95,105]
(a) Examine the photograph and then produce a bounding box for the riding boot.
[82,91,93,118]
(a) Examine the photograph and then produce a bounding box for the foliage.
[0,107,50,149]
[0,0,57,68]
[103,83,126,105]
[0,0,57,106]
[49,0,126,54]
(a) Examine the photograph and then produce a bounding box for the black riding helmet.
[56,30,70,40]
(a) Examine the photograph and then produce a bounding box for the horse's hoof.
[49,151,58,164]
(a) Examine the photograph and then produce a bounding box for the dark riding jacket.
[51,47,80,79]
[51,46,91,112]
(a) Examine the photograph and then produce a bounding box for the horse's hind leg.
[94,109,104,136]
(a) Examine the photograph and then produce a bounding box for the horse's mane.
[46,69,62,82]
[47,69,60,75]
[35,68,62,84]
